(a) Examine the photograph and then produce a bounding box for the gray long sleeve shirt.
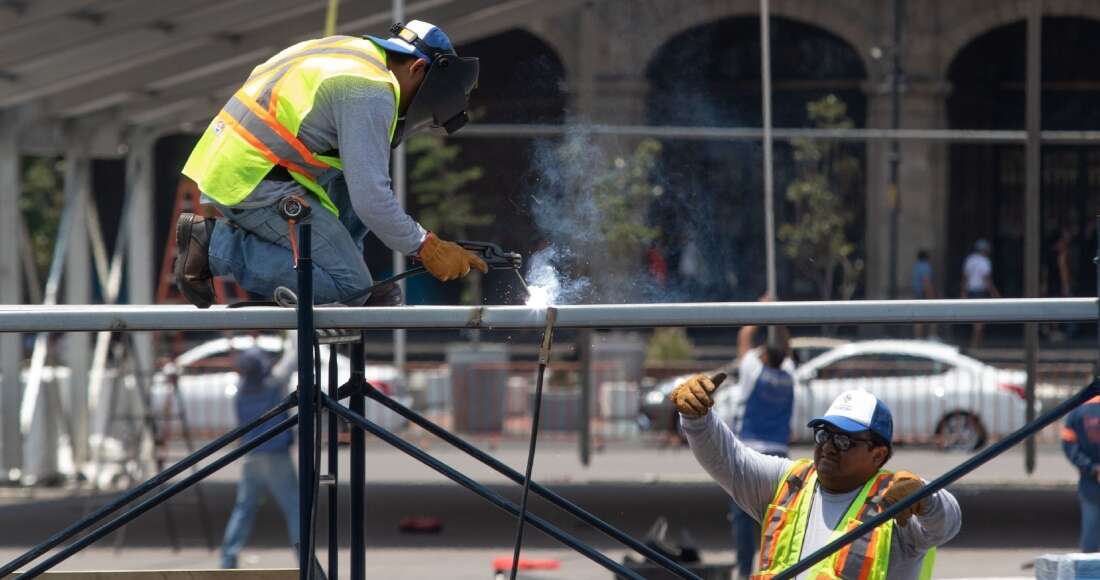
[217,75,426,255]
[682,412,961,579]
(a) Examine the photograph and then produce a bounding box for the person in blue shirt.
[912,249,937,340]
[1062,396,1100,552]
[220,336,299,569]
[727,320,795,579]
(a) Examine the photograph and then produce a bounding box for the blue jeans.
[220,452,300,568]
[1081,487,1100,552]
[732,450,787,576]
[208,176,374,304]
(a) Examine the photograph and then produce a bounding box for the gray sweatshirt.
[682,412,961,579]
[214,75,426,255]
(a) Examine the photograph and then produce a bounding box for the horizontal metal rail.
[322,394,646,580]
[455,123,1100,144]
[0,298,1093,332]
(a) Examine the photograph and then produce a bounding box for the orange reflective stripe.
[233,90,329,170]
[218,111,316,179]
[856,529,880,580]
[834,522,856,573]
[1063,426,1080,442]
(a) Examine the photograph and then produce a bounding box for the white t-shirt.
[963,253,992,292]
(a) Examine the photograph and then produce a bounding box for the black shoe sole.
[175,214,213,309]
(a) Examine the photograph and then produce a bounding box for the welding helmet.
[367,20,479,147]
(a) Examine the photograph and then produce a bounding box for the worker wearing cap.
[671,379,961,579]
[175,20,487,308]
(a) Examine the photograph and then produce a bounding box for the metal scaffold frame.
[0,221,1098,580]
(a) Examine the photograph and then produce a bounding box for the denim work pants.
[220,452,300,568]
[208,176,373,304]
[1081,486,1100,552]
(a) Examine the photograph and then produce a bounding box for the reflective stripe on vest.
[752,460,938,580]
[182,36,399,216]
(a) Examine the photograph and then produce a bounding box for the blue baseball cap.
[367,20,455,62]
[807,390,893,443]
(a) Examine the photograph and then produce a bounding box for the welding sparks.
[523,245,589,307]
[525,285,552,308]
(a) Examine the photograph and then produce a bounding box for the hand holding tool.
[418,232,489,281]
[880,470,928,525]
[669,373,727,418]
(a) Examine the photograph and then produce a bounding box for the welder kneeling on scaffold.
[174,20,486,308]
[671,376,962,579]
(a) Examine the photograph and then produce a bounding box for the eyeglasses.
[814,428,877,452]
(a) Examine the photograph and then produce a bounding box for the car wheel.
[936,412,987,452]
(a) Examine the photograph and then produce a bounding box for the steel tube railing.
[349,334,366,580]
[0,390,298,578]
[321,395,646,580]
[0,298,1093,331]
[358,380,702,579]
[19,415,298,578]
[774,378,1100,580]
[326,345,339,580]
[296,223,316,580]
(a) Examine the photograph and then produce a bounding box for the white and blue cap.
[807,390,893,443]
[366,20,456,61]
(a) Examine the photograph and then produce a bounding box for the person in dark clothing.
[1062,396,1100,552]
[221,337,299,569]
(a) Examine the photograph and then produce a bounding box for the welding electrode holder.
[277,194,312,268]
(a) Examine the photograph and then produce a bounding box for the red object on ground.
[491,557,561,572]
[397,516,443,533]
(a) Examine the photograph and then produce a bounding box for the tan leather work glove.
[669,373,727,418]
[418,233,488,281]
[880,470,929,526]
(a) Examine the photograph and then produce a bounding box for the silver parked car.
[713,340,1041,451]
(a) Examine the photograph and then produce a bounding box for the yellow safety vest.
[752,459,936,580]
[182,36,401,216]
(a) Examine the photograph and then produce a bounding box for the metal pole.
[391,0,407,379]
[350,334,366,580]
[1024,0,1042,474]
[774,377,1100,580]
[297,223,316,580]
[0,390,303,577]
[578,329,592,466]
[888,0,904,300]
[324,0,339,36]
[19,415,300,579]
[322,396,646,580]
[0,111,24,480]
[327,346,339,580]
[760,0,777,301]
[509,308,557,579]
[358,380,703,579]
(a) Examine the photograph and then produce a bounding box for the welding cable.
[508,307,558,580]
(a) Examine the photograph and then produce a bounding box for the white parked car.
[151,335,411,437]
[713,340,1040,451]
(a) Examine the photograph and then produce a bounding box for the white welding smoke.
[524,245,590,307]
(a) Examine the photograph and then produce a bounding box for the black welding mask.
[372,22,479,147]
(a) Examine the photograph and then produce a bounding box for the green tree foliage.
[645,327,695,365]
[589,138,663,265]
[407,134,490,305]
[778,95,864,300]
[407,134,490,240]
[20,157,64,287]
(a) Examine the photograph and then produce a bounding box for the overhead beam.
[0,0,317,108]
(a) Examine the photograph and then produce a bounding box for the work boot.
[174,213,216,308]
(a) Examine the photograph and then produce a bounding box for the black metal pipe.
[774,378,1100,580]
[327,345,340,580]
[297,222,316,580]
[19,415,298,578]
[322,395,646,580]
[509,307,556,580]
[349,334,366,580]
[358,380,701,580]
[0,391,300,578]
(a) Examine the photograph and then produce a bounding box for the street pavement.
[0,440,1082,578]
